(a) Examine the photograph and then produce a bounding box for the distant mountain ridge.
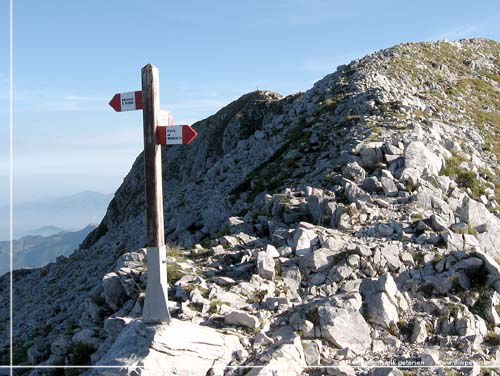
[19,225,67,238]
[0,224,96,276]
[0,191,113,240]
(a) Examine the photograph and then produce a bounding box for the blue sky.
[1,0,499,204]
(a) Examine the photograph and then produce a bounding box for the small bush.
[208,299,230,314]
[409,250,424,265]
[12,346,28,365]
[432,252,444,267]
[397,319,414,339]
[449,274,462,291]
[419,284,434,299]
[166,244,186,262]
[317,97,338,114]
[166,263,183,283]
[446,303,463,319]
[71,343,95,366]
[485,331,500,346]
[346,114,361,122]
[441,154,485,199]
[467,224,478,235]
[248,290,267,304]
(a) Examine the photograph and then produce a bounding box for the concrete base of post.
[143,245,171,324]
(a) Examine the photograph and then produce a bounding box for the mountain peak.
[2,39,500,371]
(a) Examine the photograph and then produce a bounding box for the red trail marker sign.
[108,64,198,324]
[109,91,143,112]
[156,125,198,145]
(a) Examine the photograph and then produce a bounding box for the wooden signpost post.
[109,64,198,324]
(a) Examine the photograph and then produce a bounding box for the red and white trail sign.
[156,125,198,145]
[109,91,143,112]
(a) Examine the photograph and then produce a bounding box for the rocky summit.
[1,38,500,375]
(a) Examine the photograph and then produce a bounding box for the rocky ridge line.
[1,38,499,376]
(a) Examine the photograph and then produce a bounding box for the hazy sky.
[0,0,499,204]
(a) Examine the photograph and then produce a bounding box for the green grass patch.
[468,224,478,235]
[167,263,183,284]
[441,154,486,199]
[208,299,230,314]
[409,249,425,266]
[346,114,361,122]
[248,290,267,304]
[166,244,186,262]
[432,252,444,267]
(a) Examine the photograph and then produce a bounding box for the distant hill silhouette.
[19,225,66,238]
[0,224,96,276]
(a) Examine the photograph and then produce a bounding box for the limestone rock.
[380,244,401,270]
[282,265,301,294]
[328,264,354,282]
[364,292,399,330]
[293,227,316,269]
[360,143,384,168]
[246,332,306,376]
[104,317,132,341]
[458,197,500,257]
[92,319,243,375]
[459,196,493,228]
[380,177,398,196]
[404,141,442,176]
[265,244,280,258]
[373,368,403,376]
[72,329,99,347]
[27,340,49,365]
[302,339,322,366]
[342,162,366,183]
[310,248,337,272]
[50,337,71,356]
[410,318,427,344]
[225,310,260,328]
[102,272,128,312]
[257,251,275,280]
[317,305,371,354]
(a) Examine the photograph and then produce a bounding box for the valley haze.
[0,190,112,240]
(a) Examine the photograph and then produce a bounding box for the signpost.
[109,64,198,324]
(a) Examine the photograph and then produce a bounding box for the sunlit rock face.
[2,39,500,374]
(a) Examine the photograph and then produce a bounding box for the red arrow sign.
[157,125,197,145]
[109,91,143,112]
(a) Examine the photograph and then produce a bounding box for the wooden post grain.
[141,64,170,323]
[141,64,165,248]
